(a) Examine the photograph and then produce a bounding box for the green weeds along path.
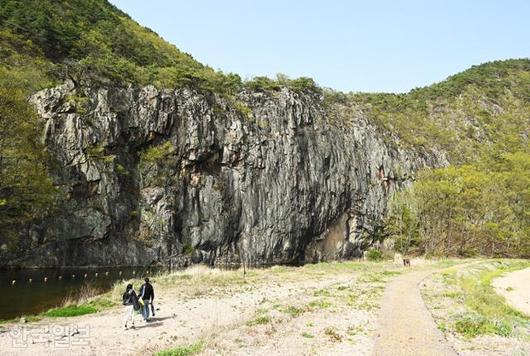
[422,260,530,355]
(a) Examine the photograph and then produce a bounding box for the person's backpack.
[132,297,142,310]
[122,291,131,305]
[132,293,141,311]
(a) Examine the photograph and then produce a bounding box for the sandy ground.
[492,267,530,317]
[0,263,403,356]
[373,269,457,356]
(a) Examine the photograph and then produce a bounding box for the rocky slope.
[4,81,445,267]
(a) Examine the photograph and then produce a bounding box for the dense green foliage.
[0,0,322,93]
[365,249,383,261]
[0,0,242,92]
[356,60,530,258]
[386,153,530,257]
[0,66,56,248]
[245,73,321,93]
[331,59,530,162]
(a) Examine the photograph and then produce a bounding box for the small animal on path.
[403,258,411,267]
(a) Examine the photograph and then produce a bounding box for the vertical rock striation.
[7,82,445,267]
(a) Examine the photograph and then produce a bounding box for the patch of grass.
[441,271,457,285]
[346,324,366,335]
[435,260,530,339]
[233,100,253,120]
[302,261,367,274]
[43,305,98,317]
[442,291,462,299]
[282,305,305,318]
[301,332,314,338]
[323,326,343,342]
[460,262,528,322]
[308,299,332,310]
[359,272,385,283]
[42,295,115,318]
[453,313,511,338]
[356,301,379,311]
[366,249,383,261]
[313,288,333,297]
[246,315,271,326]
[141,141,175,164]
[156,341,203,356]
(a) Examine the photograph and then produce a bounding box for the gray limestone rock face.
[4,82,446,267]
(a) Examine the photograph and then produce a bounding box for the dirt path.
[373,269,457,356]
[492,267,530,317]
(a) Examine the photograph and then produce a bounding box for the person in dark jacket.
[122,283,140,329]
[139,277,155,321]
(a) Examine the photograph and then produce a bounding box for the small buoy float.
[44,277,48,283]
[84,273,88,279]
[28,278,32,283]
[95,272,98,277]
[11,280,16,286]
[58,276,63,280]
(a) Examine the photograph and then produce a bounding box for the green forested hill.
[0,0,528,257]
[0,0,242,91]
[360,60,530,257]
[327,59,530,162]
[325,59,529,258]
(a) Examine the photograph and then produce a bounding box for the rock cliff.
[10,82,445,267]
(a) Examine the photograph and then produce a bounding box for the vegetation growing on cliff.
[0,74,56,248]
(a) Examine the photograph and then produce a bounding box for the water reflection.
[0,267,164,320]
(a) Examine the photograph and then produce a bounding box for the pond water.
[0,267,164,320]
